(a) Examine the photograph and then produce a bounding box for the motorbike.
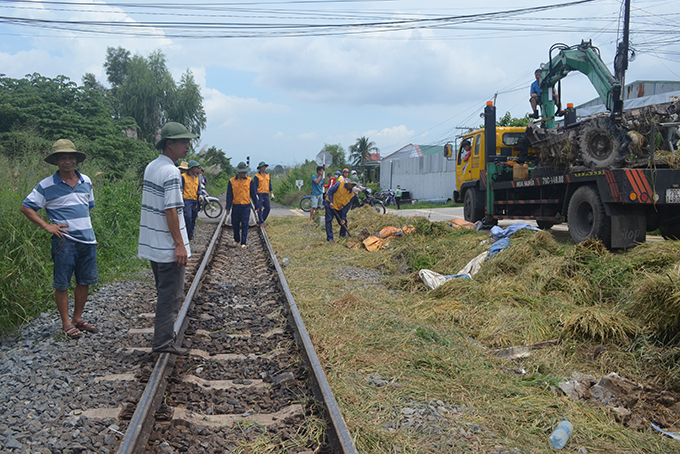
[352,187,386,214]
[199,189,223,218]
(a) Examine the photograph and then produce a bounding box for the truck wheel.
[660,222,680,240]
[579,117,629,169]
[463,187,484,222]
[567,185,611,247]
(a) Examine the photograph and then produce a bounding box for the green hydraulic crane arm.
[539,40,622,128]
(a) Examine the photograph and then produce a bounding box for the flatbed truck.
[451,103,680,248]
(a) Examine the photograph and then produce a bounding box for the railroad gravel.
[0,220,215,454]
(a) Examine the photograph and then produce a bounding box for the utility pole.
[614,0,631,88]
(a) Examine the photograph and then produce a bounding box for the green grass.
[399,200,461,209]
[266,207,680,453]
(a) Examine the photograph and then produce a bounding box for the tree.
[0,73,156,176]
[103,46,130,94]
[320,143,346,169]
[168,70,207,138]
[348,136,379,166]
[200,146,233,176]
[497,111,530,127]
[105,47,206,145]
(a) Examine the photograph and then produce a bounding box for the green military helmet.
[156,122,198,150]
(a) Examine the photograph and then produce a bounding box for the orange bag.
[362,236,384,251]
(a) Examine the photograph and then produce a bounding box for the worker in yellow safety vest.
[182,160,202,240]
[253,161,274,227]
[324,175,359,243]
[226,161,260,249]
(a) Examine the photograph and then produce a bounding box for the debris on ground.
[558,372,680,431]
[447,219,476,230]
[488,339,561,359]
[652,423,680,441]
[490,222,539,240]
[351,224,415,252]
[418,222,541,289]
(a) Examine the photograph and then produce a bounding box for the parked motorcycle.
[200,190,223,218]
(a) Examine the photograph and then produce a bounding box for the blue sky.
[1,0,679,167]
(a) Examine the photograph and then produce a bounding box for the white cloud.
[203,87,289,130]
[298,132,318,141]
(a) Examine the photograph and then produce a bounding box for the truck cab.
[451,126,537,209]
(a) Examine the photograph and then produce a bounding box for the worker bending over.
[226,162,260,249]
[324,175,360,243]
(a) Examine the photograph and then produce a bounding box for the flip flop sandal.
[63,324,83,340]
[75,320,99,333]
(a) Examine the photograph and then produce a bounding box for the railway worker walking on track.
[182,160,202,241]
[253,161,274,227]
[139,122,197,356]
[21,139,99,340]
[324,175,360,243]
[226,162,260,249]
[310,165,325,221]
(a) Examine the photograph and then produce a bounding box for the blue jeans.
[183,199,199,239]
[257,193,270,224]
[232,204,251,244]
[51,236,98,291]
[324,200,351,241]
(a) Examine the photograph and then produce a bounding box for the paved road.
[209,199,664,243]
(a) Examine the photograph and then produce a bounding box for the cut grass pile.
[267,206,680,453]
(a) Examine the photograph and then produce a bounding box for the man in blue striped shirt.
[21,139,99,340]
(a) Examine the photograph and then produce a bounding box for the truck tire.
[463,187,484,222]
[579,117,629,169]
[567,185,611,247]
[660,222,680,240]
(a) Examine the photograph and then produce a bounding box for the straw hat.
[44,139,86,165]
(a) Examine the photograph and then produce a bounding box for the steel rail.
[259,227,358,454]
[116,209,227,454]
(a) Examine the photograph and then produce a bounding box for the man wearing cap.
[324,175,360,243]
[252,161,274,227]
[226,162,260,248]
[181,160,202,240]
[21,139,99,340]
[139,122,197,356]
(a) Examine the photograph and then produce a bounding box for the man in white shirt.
[138,122,197,355]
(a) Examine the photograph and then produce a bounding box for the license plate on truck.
[667,189,680,203]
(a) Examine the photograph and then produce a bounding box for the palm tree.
[348,136,379,166]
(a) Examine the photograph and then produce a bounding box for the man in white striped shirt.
[21,139,99,340]
[138,122,197,356]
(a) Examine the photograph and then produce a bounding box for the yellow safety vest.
[326,182,354,211]
[230,176,252,205]
[256,172,270,194]
[183,174,199,200]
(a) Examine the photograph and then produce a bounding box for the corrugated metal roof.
[382,144,444,161]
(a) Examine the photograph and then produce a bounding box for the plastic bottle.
[548,419,573,450]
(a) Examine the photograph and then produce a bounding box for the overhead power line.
[0,0,604,39]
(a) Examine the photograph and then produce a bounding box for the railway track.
[105,213,356,453]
